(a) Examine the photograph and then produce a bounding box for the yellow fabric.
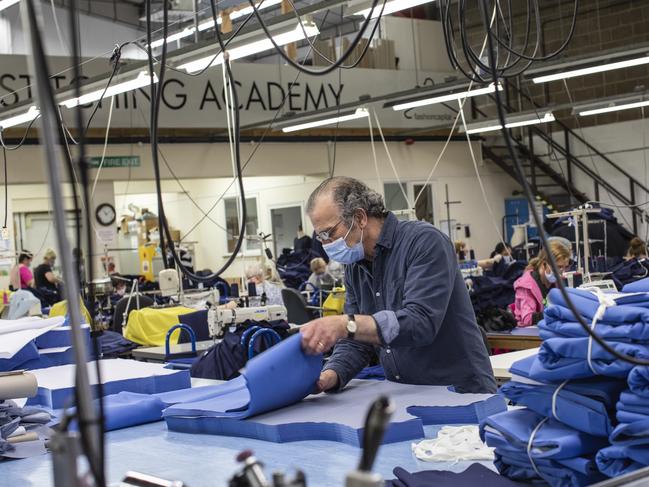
[49,299,92,325]
[124,306,195,346]
[138,245,157,281]
[323,286,346,316]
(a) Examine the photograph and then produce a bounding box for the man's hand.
[314,369,339,393]
[300,315,347,355]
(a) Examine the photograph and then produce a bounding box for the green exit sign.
[87,156,140,168]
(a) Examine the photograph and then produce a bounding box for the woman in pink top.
[9,252,34,290]
[512,241,571,327]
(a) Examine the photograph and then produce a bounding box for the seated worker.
[512,240,571,327]
[308,257,335,290]
[490,242,513,261]
[34,249,62,300]
[625,237,648,261]
[9,251,34,291]
[245,262,284,306]
[300,177,497,394]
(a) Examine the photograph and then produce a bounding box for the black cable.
[66,0,106,484]
[478,0,649,367]
[83,46,122,134]
[245,0,382,76]
[0,117,40,151]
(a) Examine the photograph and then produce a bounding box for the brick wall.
[456,0,649,128]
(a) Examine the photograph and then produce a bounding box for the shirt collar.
[376,212,398,250]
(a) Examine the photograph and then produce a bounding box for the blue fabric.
[597,444,649,478]
[480,409,608,460]
[502,356,623,437]
[324,212,496,394]
[166,334,321,420]
[355,365,385,380]
[624,277,649,293]
[548,287,649,316]
[386,464,527,487]
[618,391,649,416]
[532,338,649,380]
[628,366,649,397]
[611,259,649,289]
[539,318,649,342]
[609,419,649,446]
[35,324,91,349]
[98,330,138,357]
[0,342,39,371]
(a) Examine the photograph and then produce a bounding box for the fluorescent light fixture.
[0,0,20,12]
[179,22,319,73]
[575,97,649,117]
[59,71,158,108]
[463,111,555,135]
[348,0,436,19]
[0,106,40,130]
[150,27,196,48]
[150,0,283,47]
[282,108,369,133]
[532,55,649,84]
[390,83,501,111]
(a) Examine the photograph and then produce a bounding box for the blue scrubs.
[323,212,496,393]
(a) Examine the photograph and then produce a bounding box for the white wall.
[1,140,520,280]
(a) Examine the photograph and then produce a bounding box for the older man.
[301,177,496,394]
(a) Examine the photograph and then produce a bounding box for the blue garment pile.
[480,409,607,486]
[597,365,649,477]
[0,400,52,459]
[483,286,649,485]
[530,288,649,381]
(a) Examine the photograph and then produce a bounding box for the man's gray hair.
[307,177,387,222]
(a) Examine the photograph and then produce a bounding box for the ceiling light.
[59,71,158,108]
[463,111,555,134]
[0,106,40,130]
[282,108,369,133]
[389,83,501,111]
[150,27,196,49]
[0,0,20,13]
[179,22,319,73]
[347,0,436,19]
[575,97,649,117]
[531,55,649,84]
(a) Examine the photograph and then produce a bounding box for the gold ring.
[317,341,324,349]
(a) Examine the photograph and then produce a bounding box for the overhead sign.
[87,155,140,168]
[0,54,456,130]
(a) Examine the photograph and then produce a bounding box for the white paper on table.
[0,321,65,359]
[29,359,184,389]
[0,317,65,335]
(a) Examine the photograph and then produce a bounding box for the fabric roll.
[597,444,649,478]
[502,356,623,437]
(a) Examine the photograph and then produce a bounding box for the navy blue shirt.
[324,212,497,393]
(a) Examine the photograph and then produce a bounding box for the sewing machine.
[207,301,288,340]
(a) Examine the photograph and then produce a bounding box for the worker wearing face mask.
[512,240,572,327]
[300,177,497,394]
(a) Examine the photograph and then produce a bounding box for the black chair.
[112,294,155,335]
[281,288,314,326]
[178,309,210,342]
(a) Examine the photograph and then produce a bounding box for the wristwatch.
[346,314,357,339]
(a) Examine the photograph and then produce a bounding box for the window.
[383,182,434,224]
[224,197,259,253]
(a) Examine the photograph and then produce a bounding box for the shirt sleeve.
[372,229,458,348]
[322,339,374,391]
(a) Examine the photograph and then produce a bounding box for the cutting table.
[0,421,495,486]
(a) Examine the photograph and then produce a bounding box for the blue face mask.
[322,221,364,264]
[545,270,557,284]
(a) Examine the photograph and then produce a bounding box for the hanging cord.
[90,96,115,200]
[2,147,7,233]
[367,108,382,190]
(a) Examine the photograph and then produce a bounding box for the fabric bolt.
[609,419,649,446]
[502,356,623,437]
[539,316,649,342]
[0,342,40,371]
[386,464,527,487]
[547,287,649,317]
[324,212,496,394]
[597,444,649,478]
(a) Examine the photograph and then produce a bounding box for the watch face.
[347,320,358,333]
[96,203,116,226]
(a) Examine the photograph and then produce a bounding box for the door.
[271,206,303,258]
[14,211,83,267]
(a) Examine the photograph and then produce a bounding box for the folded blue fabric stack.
[483,286,649,485]
[597,365,649,477]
